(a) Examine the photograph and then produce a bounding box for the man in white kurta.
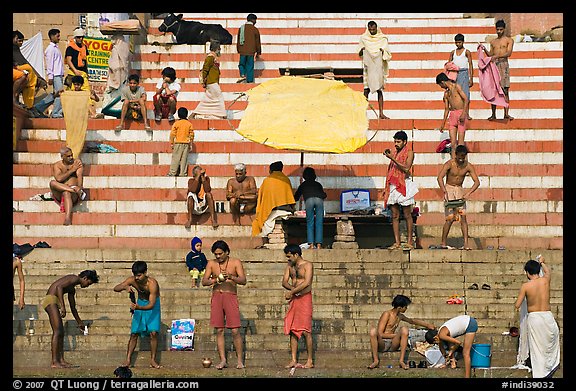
[514,256,560,378]
[358,21,391,119]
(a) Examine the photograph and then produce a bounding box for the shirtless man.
[202,240,247,369]
[114,261,162,369]
[437,145,480,250]
[481,19,514,121]
[282,244,314,369]
[49,146,84,225]
[43,270,99,368]
[367,294,435,370]
[514,256,560,377]
[186,165,218,229]
[13,255,25,310]
[436,72,470,159]
[226,163,258,225]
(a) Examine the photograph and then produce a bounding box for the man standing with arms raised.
[514,256,560,378]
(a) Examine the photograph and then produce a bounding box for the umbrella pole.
[299,152,304,211]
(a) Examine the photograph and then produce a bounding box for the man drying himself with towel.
[282,244,314,369]
[436,145,480,250]
[44,270,99,368]
[50,146,85,226]
[480,19,514,121]
[514,256,560,378]
[252,161,295,237]
[114,261,162,369]
[358,20,391,119]
[202,240,247,370]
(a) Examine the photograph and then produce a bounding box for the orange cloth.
[67,39,87,68]
[383,144,411,201]
[251,171,295,236]
[61,90,89,160]
[13,68,25,81]
[284,292,313,339]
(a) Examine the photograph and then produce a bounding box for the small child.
[185,237,208,288]
[168,107,194,177]
[116,73,151,130]
[436,72,469,159]
[449,33,473,120]
[69,75,100,118]
[153,66,180,121]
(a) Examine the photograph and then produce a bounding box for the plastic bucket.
[470,343,491,368]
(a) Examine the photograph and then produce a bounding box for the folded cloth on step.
[99,19,142,35]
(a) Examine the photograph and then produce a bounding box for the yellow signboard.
[84,37,112,82]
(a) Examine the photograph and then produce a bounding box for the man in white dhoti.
[514,256,560,378]
[192,40,227,119]
[358,21,391,119]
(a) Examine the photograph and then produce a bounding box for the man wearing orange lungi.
[282,244,314,369]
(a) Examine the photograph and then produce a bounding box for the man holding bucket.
[425,314,478,378]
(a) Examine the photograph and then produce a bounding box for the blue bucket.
[470,343,491,368]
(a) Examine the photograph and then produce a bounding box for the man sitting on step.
[252,161,295,237]
[49,146,85,225]
[185,165,218,229]
[368,294,435,370]
[226,163,258,225]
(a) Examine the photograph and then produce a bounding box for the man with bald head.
[226,163,258,225]
[49,146,85,225]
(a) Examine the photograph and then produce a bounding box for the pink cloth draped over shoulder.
[477,45,509,107]
[443,61,459,81]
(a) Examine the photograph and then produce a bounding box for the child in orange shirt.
[168,107,194,176]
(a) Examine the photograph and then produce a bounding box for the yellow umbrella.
[236,76,369,154]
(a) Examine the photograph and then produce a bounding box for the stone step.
[13,330,544,352]
[13,351,552,379]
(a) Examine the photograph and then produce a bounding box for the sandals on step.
[388,243,402,250]
[446,294,463,304]
[468,283,479,290]
[481,283,491,290]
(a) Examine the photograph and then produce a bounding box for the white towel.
[516,298,530,367]
[526,311,560,378]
